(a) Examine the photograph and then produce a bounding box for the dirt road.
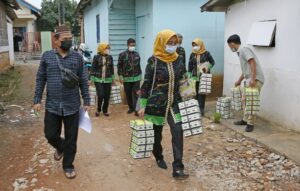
[0,64,299,191]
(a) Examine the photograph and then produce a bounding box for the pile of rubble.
[188,125,300,191]
[12,138,56,191]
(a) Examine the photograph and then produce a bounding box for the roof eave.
[200,0,243,12]
[75,0,92,16]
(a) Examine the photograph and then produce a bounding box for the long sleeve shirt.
[90,54,114,83]
[34,49,90,116]
[117,50,142,82]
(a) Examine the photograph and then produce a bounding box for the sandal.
[54,149,63,161]
[64,169,76,179]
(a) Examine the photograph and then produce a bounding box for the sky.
[26,0,79,9]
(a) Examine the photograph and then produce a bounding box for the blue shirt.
[34,49,90,116]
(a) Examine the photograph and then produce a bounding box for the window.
[96,14,100,43]
[247,20,276,47]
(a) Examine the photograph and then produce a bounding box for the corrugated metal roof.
[1,0,20,19]
[201,0,243,12]
[75,0,91,15]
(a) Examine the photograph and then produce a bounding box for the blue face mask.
[165,45,177,54]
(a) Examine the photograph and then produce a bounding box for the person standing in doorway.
[33,25,90,179]
[138,30,189,180]
[176,33,186,67]
[118,38,142,116]
[227,34,264,132]
[188,38,215,116]
[91,43,114,117]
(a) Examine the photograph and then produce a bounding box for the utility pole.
[62,0,65,24]
[58,0,61,25]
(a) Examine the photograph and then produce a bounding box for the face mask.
[231,47,238,52]
[60,40,72,51]
[193,46,200,52]
[128,46,136,52]
[165,45,177,54]
[104,49,110,55]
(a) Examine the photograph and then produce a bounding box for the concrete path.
[205,100,300,166]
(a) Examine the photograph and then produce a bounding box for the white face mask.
[128,46,136,52]
[165,45,177,54]
[104,49,110,55]
[193,46,200,52]
[231,47,238,52]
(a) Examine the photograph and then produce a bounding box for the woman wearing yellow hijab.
[188,38,215,116]
[90,43,114,117]
[138,29,189,180]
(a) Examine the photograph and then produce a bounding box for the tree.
[37,0,80,37]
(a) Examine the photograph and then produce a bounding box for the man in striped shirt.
[33,25,90,179]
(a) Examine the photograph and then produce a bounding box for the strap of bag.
[149,57,157,97]
[55,54,64,71]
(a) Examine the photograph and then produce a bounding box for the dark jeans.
[95,82,112,113]
[196,81,206,115]
[124,81,140,111]
[153,113,184,171]
[44,110,79,170]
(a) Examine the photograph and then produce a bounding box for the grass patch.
[0,68,21,103]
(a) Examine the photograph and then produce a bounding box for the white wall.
[152,0,225,74]
[7,21,14,66]
[83,0,109,56]
[223,0,300,131]
[135,0,154,72]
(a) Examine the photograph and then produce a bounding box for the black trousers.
[124,81,140,111]
[153,113,184,171]
[95,82,112,113]
[196,81,206,114]
[44,110,79,170]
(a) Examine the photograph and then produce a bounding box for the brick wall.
[0,52,10,71]
[0,2,9,46]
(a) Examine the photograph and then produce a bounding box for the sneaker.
[234,120,247,126]
[245,125,254,132]
[103,113,110,117]
[173,170,189,180]
[95,112,100,117]
[156,159,168,169]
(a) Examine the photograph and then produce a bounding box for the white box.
[132,130,154,138]
[181,116,188,123]
[129,148,151,159]
[186,106,200,115]
[180,109,187,116]
[190,120,202,128]
[188,113,201,121]
[130,120,153,131]
[182,123,190,130]
[131,136,155,145]
[130,142,153,152]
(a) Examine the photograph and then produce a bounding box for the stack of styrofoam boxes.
[89,86,97,106]
[178,99,203,137]
[216,97,232,119]
[231,86,243,111]
[110,86,122,104]
[199,73,212,94]
[129,120,155,159]
[245,87,260,115]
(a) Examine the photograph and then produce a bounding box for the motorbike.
[79,43,93,78]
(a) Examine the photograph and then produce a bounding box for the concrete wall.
[223,0,300,131]
[0,2,10,71]
[135,0,154,72]
[83,0,109,55]
[7,20,15,66]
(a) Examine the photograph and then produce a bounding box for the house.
[201,0,300,132]
[0,0,20,71]
[76,0,225,97]
[13,0,40,52]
